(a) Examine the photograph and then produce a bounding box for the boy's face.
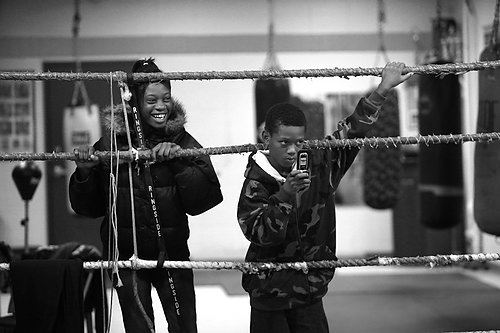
[263,124,306,174]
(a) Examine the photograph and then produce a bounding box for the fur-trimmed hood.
[100,97,187,137]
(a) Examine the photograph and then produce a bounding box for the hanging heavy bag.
[363,89,402,209]
[63,81,101,214]
[418,62,463,229]
[255,78,290,141]
[362,0,402,209]
[474,43,500,236]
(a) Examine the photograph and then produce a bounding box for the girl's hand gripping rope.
[74,145,100,181]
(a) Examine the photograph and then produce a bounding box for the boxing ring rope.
[0,62,497,270]
[0,132,498,162]
[1,59,500,82]
[0,62,498,272]
[1,252,500,273]
[2,61,500,333]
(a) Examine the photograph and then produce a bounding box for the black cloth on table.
[10,259,83,333]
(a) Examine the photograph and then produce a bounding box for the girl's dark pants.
[115,268,197,333]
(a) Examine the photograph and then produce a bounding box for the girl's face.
[140,82,172,129]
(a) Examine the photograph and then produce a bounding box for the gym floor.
[98,264,500,333]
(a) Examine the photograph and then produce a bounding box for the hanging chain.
[490,0,500,46]
[436,0,442,21]
[377,0,389,63]
[263,0,280,70]
[70,0,89,106]
[433,0,443,61]
[267,0,275,58]
[72,0,82,73]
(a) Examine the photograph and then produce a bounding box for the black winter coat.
[69,100,223,260]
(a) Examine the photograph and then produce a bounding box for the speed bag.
[255,79,290,142]
[474,44,500,236]
[418,69,463,229]
[363,89,402,209]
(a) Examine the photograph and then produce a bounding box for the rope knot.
[129,254,140,270]
[295,262,309,274]
[119,81,132,102]
[129,147,139,162]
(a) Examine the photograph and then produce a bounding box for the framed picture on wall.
[0,73,35,153]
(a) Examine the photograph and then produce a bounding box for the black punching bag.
[474,44,500,236]
[418,62,463,229]
[12,161,42,201]
[363,89,402,209]
[255,78,290,141]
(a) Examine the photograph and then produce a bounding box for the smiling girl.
[69,58,223,333]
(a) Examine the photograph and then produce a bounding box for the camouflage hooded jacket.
[237,94,385,310]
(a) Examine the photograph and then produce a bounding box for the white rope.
[118,81,155,333]
[106,74,120,333]
[118,83,139,259]
[109,74,122,287]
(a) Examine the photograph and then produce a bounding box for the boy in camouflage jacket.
[237,62,411,332]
